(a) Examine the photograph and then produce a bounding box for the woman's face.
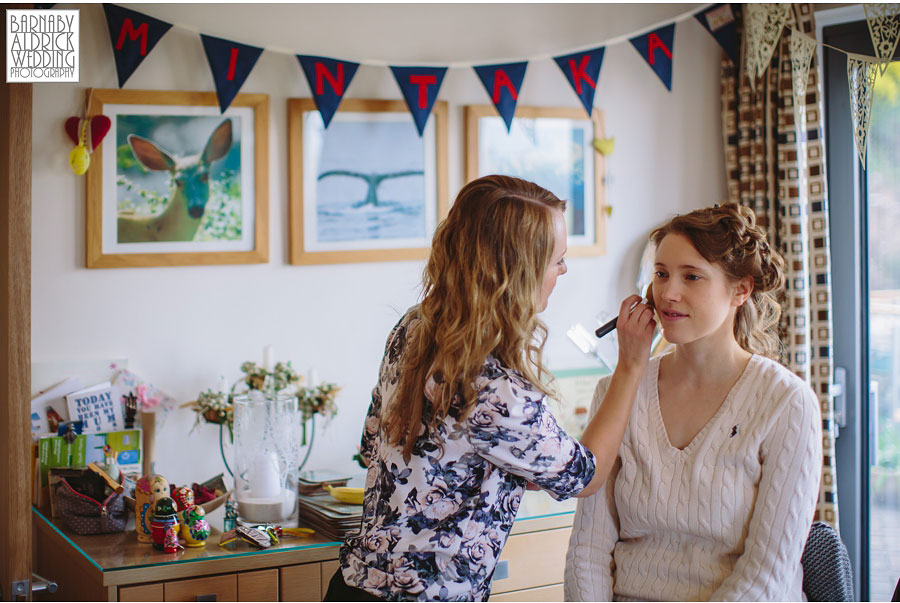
[652,233,750,347]
[538,209,568,313]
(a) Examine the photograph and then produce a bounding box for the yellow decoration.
[69,119,90,175]
[69,144,90,175]
[593,137,615,156]
[325,484,364,505]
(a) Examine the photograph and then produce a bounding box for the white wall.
[31,3,727,491]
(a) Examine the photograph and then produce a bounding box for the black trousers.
[324,568,384,601]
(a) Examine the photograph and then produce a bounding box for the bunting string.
[93,2,900,159]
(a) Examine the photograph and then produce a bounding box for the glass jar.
[232,390,302,524]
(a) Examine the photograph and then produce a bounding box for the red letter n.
[116,18,149,56]
[315,62,344,96]
[647,33,673,66]
[492,70,517,103]
[567,56,596,95]
[409,74,437,109]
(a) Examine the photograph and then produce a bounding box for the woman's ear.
[732,276,754,307]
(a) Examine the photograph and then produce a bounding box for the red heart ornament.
[64,116,80,145]
[89,115,111,151]
[64,115,111,151]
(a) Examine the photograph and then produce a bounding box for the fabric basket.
[54,477,127,535]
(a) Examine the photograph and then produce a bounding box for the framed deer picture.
[287,98,448,265]
[85,89,269,268]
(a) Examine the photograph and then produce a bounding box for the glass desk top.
[34,491,575,573]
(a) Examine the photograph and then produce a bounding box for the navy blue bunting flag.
[390,66,447,136]
[694,4,739,65]
[473,62,528,132]
[200,34,264,113]
[553,46,606,118]
[102,4,172,88]
[630,23,676,91]
[296,55,360,128]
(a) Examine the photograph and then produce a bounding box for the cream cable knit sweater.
[564,354,822,602]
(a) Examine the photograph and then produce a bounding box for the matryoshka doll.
[172,486,195,513]
[180,505,211,548]
[135,474,170,544]
[150,496,179,551]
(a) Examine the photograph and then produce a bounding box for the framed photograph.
[287,98,449,265]
[86,89,269,268]
[465,105,606,256]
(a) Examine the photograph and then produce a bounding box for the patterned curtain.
[721,3,839,529]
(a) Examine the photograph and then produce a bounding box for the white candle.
[307,368,319,388]
[263,345,274,371]
[249,452,281,499]
[218,375,228,394]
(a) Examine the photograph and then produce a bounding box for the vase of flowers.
[186,354,340,476]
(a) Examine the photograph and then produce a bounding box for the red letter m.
[315,62,345,96]
[116,18,149,56]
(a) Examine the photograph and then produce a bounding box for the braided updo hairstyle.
[650,202,787,360]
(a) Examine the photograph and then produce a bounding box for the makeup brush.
[595,283,655,339]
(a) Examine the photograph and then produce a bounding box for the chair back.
[801,521,854,602]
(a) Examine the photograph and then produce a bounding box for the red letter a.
[492,70,518,103]
[647,33,673,66]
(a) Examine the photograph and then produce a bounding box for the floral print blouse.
[340,309,596,601]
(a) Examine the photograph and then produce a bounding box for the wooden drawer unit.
[489,527,572,596]
[280,562,322,601]
[163,574,237,601]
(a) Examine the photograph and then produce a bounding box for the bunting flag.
[296,55,360,128]
[200,34,263,113]
[744,3,791,91]
[864,3,900,76]
[102,4,172,88]
[790,29,818,120]
[848,55,879,168]
[630,24,676,91]
[390,66,447,136]
[694,4,739,65]
[553,46,605,117]
[473,61,528,132]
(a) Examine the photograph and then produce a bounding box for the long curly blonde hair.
[650,202,787,360]
[383,175,566,456]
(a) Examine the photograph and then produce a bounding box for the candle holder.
[232,391,303,525]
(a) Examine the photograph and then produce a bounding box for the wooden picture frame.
[465,105,606,256]
[86,89,269,268]
[287,98,448,265]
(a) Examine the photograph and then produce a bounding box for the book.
[65,381,124,433]
[38,428,142,487]
[30,376,80,441]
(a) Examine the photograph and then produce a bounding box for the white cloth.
[564,353,823,602]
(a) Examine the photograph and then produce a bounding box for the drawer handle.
[493,560,509,581]
[196,595,217,602]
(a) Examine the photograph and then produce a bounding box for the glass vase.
[232,390,302,524]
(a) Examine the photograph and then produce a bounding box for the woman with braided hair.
[565,203,823,601]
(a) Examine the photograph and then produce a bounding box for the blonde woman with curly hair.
[326,175,656,601]
[565,203,823,602]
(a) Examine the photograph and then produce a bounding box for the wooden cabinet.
[34,499,575,602]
